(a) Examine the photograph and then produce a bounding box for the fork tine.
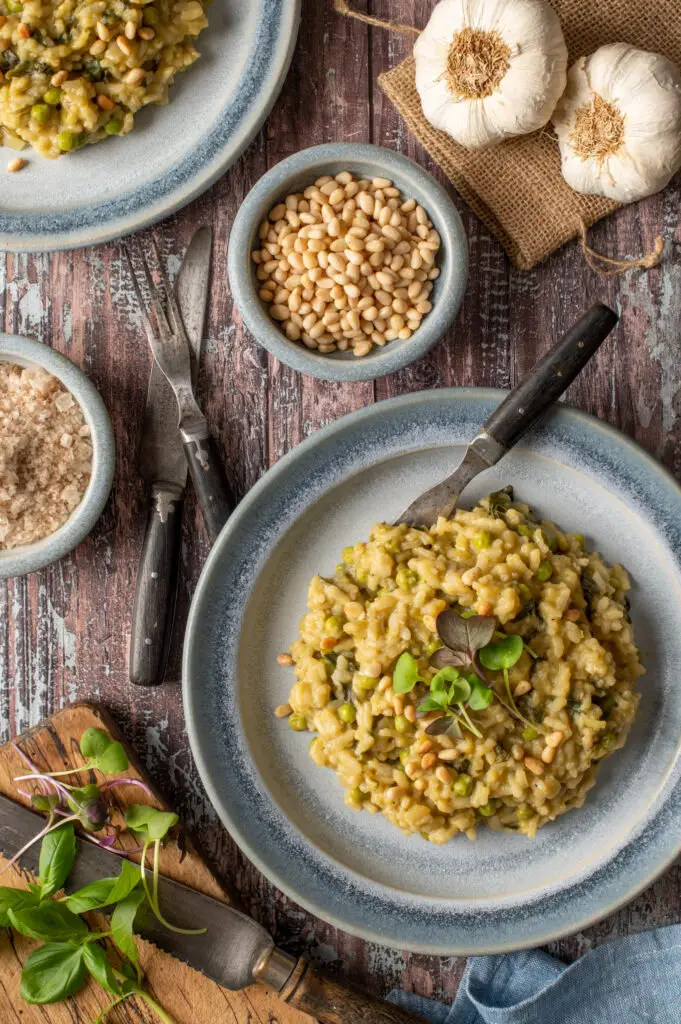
[151,236,188,340]
[137,245,173,337]
[124,246,159,351]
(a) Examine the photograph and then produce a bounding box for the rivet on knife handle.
[129,488,182,686]
[484,302,618,451]
[277,958,429,1024]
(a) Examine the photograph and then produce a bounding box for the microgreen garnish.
[487,486,514,519]
[0,728,206,1023]
[478,633,529,723]
[416,665,493,739]
[393,651,423,694]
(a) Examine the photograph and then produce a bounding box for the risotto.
[277,489,643,843]
[0,0,208,158]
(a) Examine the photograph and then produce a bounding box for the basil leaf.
[107,858,142,904]
[479,634,524,671]
[20,942,87,1004]
[392,652,422,694]
[111,889,145,961]
[124,805,178,843]
[80,728,111,760]
[95,741,129,775]
[0,887,40,928]
[83,942,119,995]
[10,901,87,942]
[468,680,494,710]
[64,878,117,914]
[38,823,76,899]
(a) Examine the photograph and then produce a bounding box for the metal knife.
[396,304,619,528]
[130,228,212,687]
[0,795,425,1024]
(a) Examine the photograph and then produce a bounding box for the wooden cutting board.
[0,702,310,1024]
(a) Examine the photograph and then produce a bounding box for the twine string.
[332,0,420,37]
[579,218,664,276]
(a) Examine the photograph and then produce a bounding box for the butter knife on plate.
[129,227,212,687]
[0,795,426,1024]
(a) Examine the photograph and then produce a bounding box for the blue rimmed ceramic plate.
[0,1,300,252]
[183,390,681,954]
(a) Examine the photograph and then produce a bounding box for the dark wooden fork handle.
[183,434,234,544]
[280,959,428,1024]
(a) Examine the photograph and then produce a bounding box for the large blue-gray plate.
[183,390,681,954]
[1,1,300,252]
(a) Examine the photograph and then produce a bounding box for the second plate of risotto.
[184,389,681,954]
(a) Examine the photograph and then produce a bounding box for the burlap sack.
[378,1,681,269]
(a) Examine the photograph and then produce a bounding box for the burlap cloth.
[378,1,681,269]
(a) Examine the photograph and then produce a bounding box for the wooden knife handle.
[279,959,428,1024]
[129,490,182,686]
[183,435,234,544]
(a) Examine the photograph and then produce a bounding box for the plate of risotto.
[184,389,681,953]
[0,0,300,250]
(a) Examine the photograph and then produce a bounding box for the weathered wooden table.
[2,0,680,1008]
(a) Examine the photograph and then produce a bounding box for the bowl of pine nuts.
[228,144,468,381]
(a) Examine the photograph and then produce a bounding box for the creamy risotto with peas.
[0,0,208,158]
[275,489,643,843]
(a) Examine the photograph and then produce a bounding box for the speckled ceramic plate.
[0,0,300,252]
[183,390,681,954]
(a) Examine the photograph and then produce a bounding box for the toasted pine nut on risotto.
[277,489,643,843]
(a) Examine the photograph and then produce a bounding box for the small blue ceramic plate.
[183,390,681,953]
[0,1,300,252]
[228,144,468,382]
[0,334,115,578]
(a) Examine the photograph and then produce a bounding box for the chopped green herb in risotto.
[277,490,643,843]
[0,0,208,158]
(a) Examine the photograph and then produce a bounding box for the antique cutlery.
[0,794,425,1024]
[397,303,619,528]
[126,246,234,545]
[129,229,213,686]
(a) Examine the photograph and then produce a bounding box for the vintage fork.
[125,241,233,542]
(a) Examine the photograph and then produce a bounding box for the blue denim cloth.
[389,926,681,1024]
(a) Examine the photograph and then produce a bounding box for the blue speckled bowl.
[0,1,300,252]
[228,144,468,382]
[183,389,681,954]
[0,334,115,578]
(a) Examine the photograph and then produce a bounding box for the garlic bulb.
[413,0,568,150]
[553,44,681,203]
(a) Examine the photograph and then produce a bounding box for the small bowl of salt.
[0,333,115,579]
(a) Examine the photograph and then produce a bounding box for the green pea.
[308,736,318,749]
[30,104,51,124]
[472,530,491,550]
[394,715,410,733]
[426,637,444,655]
[518,583,532,600]
[324,615,342,635]
[342,546,355,563]
[600,731,616,750]
[142,5,159,24]
[356,674,378,691]
[354,568,368,584]
[338,703,356,724]
[517,524,535,538]
[452,774,472,796]
[396,567,418,590]
[478,801,498,817]
[58,131,78,152]
[6,0,23,12]
[599,695,616,716]
[335,563,345,575]
[522,726,539,741]
[348,787,365,803]
[516,805,534,820]
[574,533,586,550]
[288,713,307,732]
[399,748,411,764]
[536,561,553,582]
[43,87,62,106]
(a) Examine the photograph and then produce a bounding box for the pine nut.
[546,731,564,748]
[124,68,145,85]
[435,766,451,784]
[51,70,68,86]
[437,749,459,761]
[274,704,292,718]
[524,757,544,776]
[416,740,433,755]
[514,680,532,698]
[7,158,25,173]
[414,779,428,792]
[421,753,438,770]
[404,705,416,723]
[541,746,556,764]
[116,34,134,55]
[97,94,115,111]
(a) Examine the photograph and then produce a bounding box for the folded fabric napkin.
[389,925,681,1023]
